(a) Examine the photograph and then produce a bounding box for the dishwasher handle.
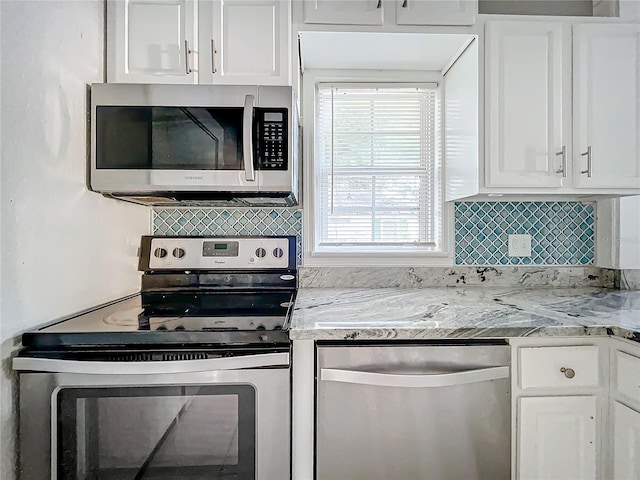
[320,365,509,388]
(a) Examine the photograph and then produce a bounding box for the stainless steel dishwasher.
[316,343,511,480]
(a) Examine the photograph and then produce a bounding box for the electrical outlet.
[508,234,532,257]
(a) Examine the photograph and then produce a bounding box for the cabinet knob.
[560,367,575,379]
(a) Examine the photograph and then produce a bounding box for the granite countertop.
[289,287,640,342]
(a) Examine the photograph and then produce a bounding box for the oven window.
[57,385,255,479]
[96,106,244,170]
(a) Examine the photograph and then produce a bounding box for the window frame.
[302,69,454,267]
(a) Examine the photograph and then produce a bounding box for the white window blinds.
[316,84,441,248]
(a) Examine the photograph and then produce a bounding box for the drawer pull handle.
[560,367,575,379]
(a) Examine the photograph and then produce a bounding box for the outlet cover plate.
[508,234,532,257]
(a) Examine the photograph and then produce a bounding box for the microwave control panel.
[256,108,288,170]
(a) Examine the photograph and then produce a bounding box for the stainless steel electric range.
[14,236,296,480]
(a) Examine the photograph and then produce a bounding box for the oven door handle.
[12,352,289,374]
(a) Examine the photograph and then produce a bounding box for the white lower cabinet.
[518,396,597,480]
[513,339,604,480]
[611,341,640,480]
[613,401,640,480]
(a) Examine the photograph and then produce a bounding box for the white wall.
[0,1,150,478]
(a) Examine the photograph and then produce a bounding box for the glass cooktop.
[21,291,294,349]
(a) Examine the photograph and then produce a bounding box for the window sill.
[303,250,454,267]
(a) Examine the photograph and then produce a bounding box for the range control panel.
[257,108,288,170]
[144,237,291,270]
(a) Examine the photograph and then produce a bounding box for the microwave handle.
[243,94,256,182]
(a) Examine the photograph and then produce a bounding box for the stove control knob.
[154,247,168,259]
[255,247,267,258]
[273,247,284,258]
[173,247,186,259]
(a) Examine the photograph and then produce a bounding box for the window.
[306,79,447,263]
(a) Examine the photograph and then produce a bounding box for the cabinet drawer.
[520,346,599,389]
[616,351,640,405]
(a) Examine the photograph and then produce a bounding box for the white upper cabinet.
[108,0,291,85]
[199,0,291,85]
[445,20,640,200]
[486,21,567,189]
[573,24,640,190]
[303,0,475,26]
[107,0,197,83]
[396,0,476,26]
[480,0,620,16]
[303,0,384,25]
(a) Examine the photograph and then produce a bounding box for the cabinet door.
[396,0,476,26]
[303,0,384,25]
[107,0,197,83]
[486,22,567,188]
[613,402,640,480]
[518,396,597,480]
[573,24,640,190]
[199,0,290,85]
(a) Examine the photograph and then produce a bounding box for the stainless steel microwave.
[90,84,298,205]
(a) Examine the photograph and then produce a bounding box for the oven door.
[17,353,289,480]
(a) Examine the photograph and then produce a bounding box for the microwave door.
[94,104,259,193]
[149,104,259,191]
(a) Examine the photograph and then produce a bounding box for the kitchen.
[1,0,639,479]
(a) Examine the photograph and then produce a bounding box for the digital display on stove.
[203,241,239,257]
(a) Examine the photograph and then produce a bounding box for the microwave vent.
[104,193,297,207]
